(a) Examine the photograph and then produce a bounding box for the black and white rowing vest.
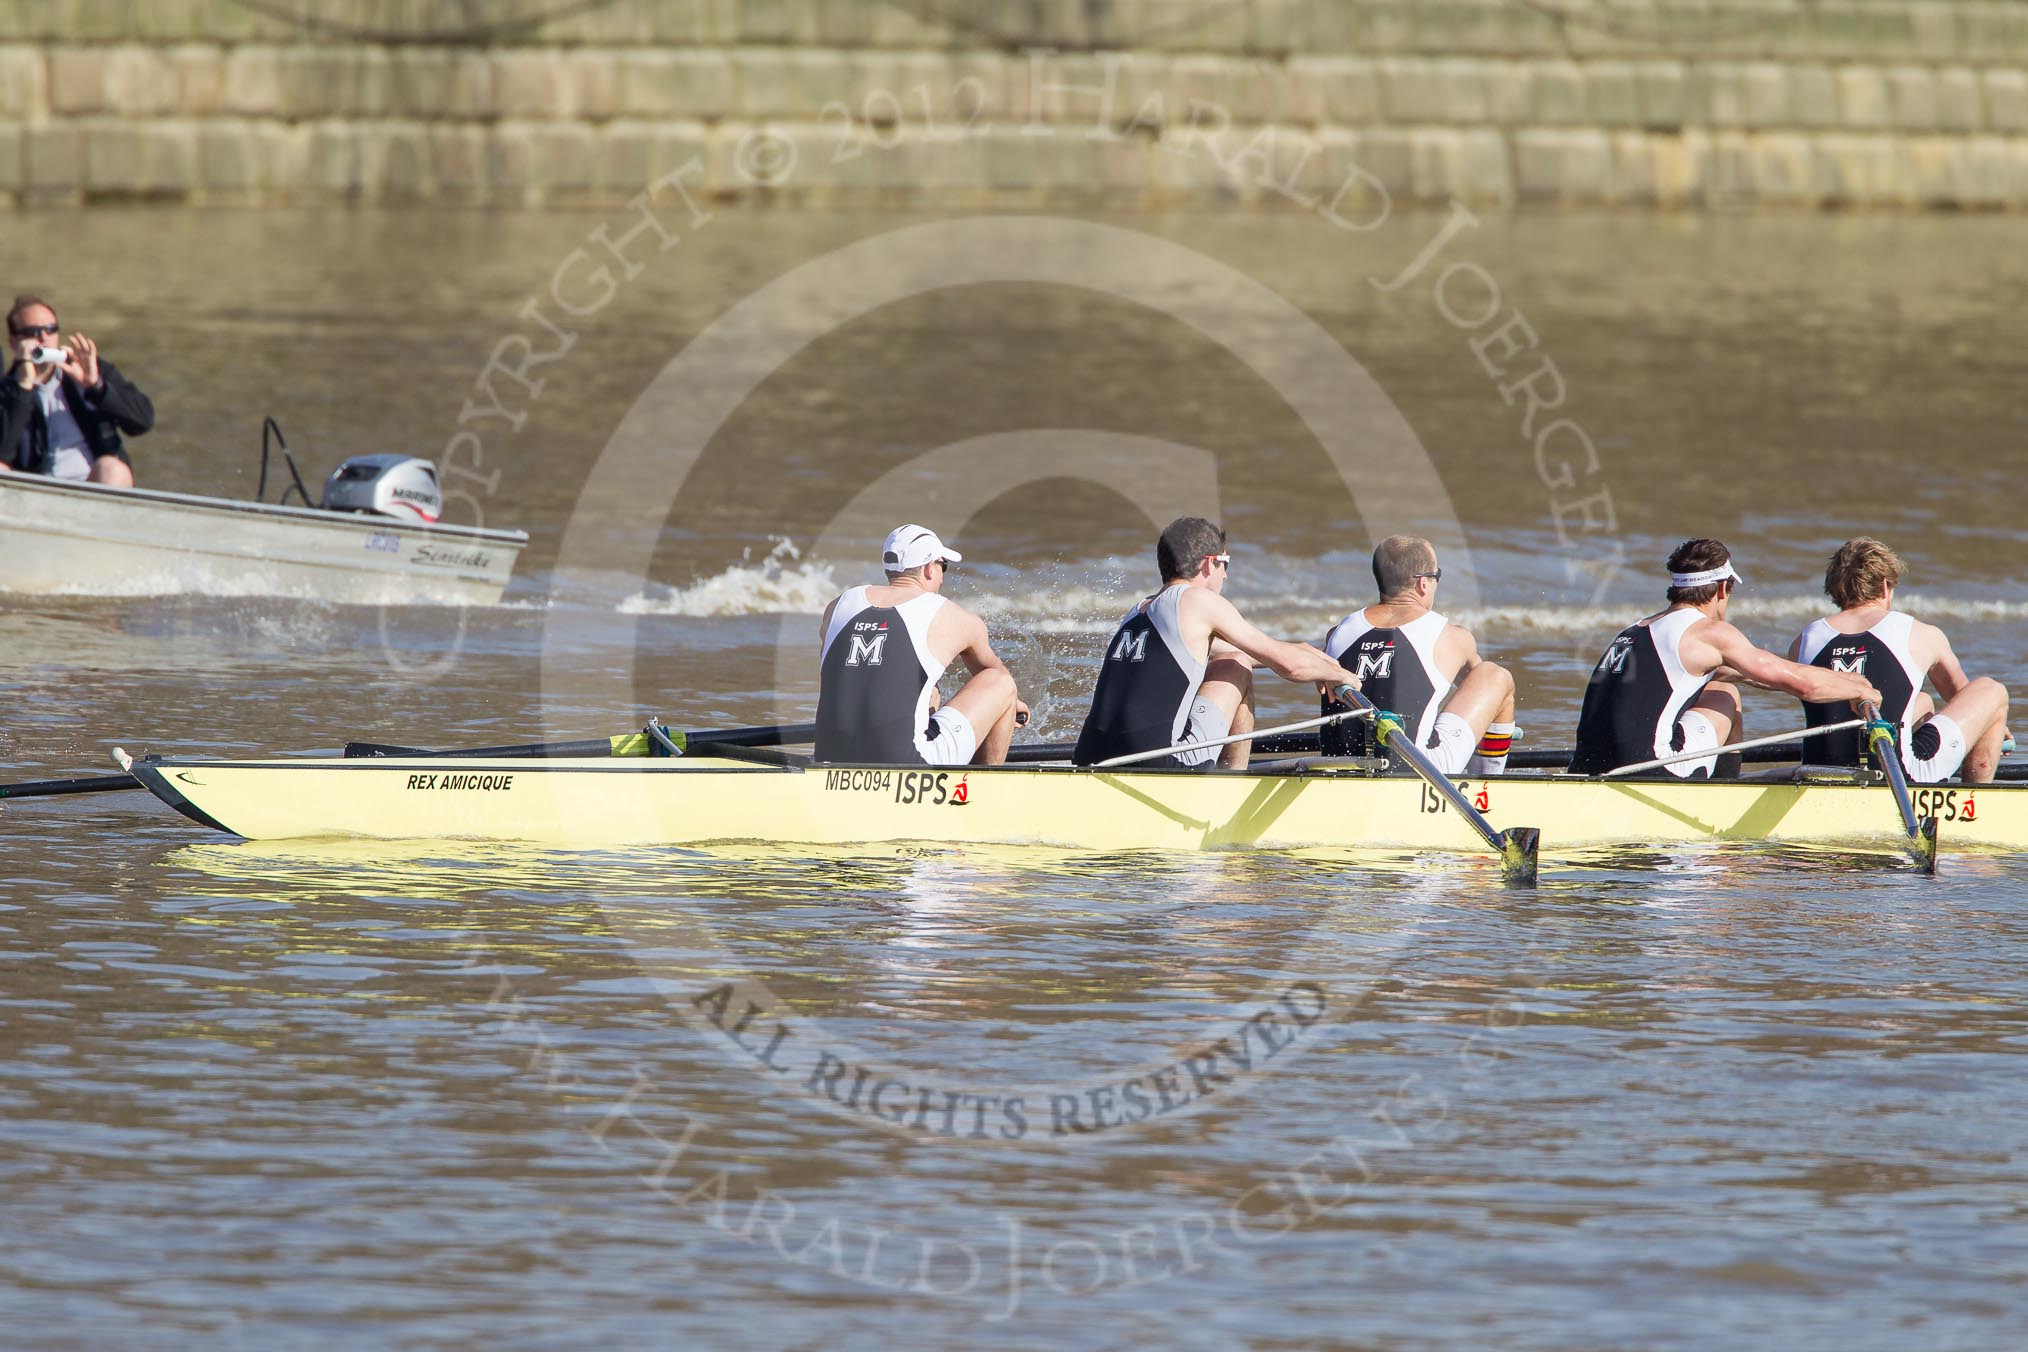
[1569,608,1713,777]
[1318,609,1449,756]
[1073,584,1205,767]
[814,586,947,764]
[1796,611,1923,764]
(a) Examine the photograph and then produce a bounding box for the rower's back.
[1318,608,1448,756]
[1568,609,1712,776]
[1795,611,1921,765]
[815,585,947,763]
[1073,584,1205,767]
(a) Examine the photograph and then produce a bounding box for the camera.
[27,345,68,366]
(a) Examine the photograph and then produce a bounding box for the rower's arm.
[1200,592,1354,686]
[1708,621,1880,704]
[816,596,837,644]
[950,606,1009,677]
[1916,620,1974,701]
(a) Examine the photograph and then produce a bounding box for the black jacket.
[1,359,155,474]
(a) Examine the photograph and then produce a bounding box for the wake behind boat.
[0,471,525,604]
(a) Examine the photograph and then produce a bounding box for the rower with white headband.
[1569,538,1883,778]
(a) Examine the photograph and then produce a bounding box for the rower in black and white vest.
[1569,538,1880,777]
[1790,536,2011,783]
[814,525,1027,765]
[1319,535,1518,774]
[1073,517,1358,770]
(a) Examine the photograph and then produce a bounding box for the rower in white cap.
[813,524,1028,766]
[1569,538,1881,778]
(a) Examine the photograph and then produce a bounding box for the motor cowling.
[319,454,444,523]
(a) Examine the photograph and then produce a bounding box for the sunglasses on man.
[10,323,58,338]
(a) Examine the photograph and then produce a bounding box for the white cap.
[882,524,963,572]
[1670,561,1742,589]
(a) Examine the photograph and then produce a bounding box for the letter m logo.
[1110,629,1149,663]
[1354,649,1394,681]
[1599,638,1634,675]
[845,633,887,667]
[1829,650,1868,675]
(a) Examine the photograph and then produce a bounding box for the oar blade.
[1913,814,1939,876]
[1498,827,1541,887]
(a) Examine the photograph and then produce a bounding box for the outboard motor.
[319,454,444,523]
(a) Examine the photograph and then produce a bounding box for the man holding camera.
[1,295,153,487]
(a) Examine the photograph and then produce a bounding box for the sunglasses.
[1206,553,1230,571]
[10,323,58,338]
[1416,569,1443,583]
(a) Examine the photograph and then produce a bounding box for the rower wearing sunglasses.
[1073,516,1357,771]
[0,294,153,487]
[814,525,1028,767]
[1319,535,1519,775]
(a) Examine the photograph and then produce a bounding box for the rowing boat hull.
[126,756,2028,852]
[0,474,526,604]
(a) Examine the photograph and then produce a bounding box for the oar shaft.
[1862,705,1937,872]
[1602,718,1865,778]
[344,721,819,760]
[0,772,141,800]
[1091,708,1372,770]
[1337,686,1507,856]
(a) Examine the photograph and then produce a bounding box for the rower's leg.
[1691,680,1744,778]
[88,455,133,489]
[1942,676,2009,783]
[1214,664,1256,770]
[1444,661,1516,774]
[945,667,1019,766]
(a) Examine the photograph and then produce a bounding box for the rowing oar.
[0,770,140,800]
[1601,718,1867,778]
[344,721,819,760]
[1090,706,1375,770]
[1862,703,1939,875]
[1335,684,1540,886]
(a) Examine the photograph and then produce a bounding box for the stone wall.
[6,0,2028,207]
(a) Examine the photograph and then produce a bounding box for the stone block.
[25,123,81,198]
[649,0,739,44]
[487,123,537,204]
[1378,57,1440,123]
[1607,129,1658,204]
[390,50,490,119]
[428,124,488,202]
[1749,131,1821,203]
[1704,63,1750,127]
[306,124,372,201]
[1982,69,2028,133]
[102,45,180,117]
[1885,65,1937,130]
[1308,128,1391,223]
[1512,128,1614,202]
[1835,65,1888,128]
[167,45,224,115]
[277,48,394,120]
[1588,60,1639,127]
[1906,1,1960,59]
[1739,62,1790,126]
[1285,57,1381,127]
[621,49,738,119]
[0,46,46,118]
[732,48,856,118]
[866,0,949,47]
[1168,56,1282,126]
[1532,60,1587,125]
[1960,4,2028,64]
[1788,63,1838,128]
[1899,136,1966,207]
[223,46,283,117]
[47,47,105,115]
[1564,0,1659,57]
[529,122,599,198]
[1635,60,1687,128]
[567,51,620,121]
[1935,68,1981,132]
[1249,0,1315,55]
[1958,136,2013,207]
[84,119,197,197]
[739,0,823,45]
[1812,132,1900,204]
[1144,0,1249,53]
[196,120,257,192]
[1652,129,1714,205]
[942,53,1014,126]
[0,124,19,196]
[493,51,570,120]
[380,123,434,201]
[249,122,306,199]
[596,119,711,200]
[1483,61,1533,123]
[1707,129,1756,203]
[1352,1,1416,55]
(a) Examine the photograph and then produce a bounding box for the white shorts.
[1904,713,1967,784]
[916,706,978,766]
[1424,711,1477,776]
[1665,708,1723,779]
[1174,694,1237,768]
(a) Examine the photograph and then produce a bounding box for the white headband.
[1670,562,1740,588]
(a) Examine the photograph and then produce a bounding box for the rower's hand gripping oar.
[1862,703,1939,875]
[1334,684,1541,886]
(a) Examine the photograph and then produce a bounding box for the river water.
[2,206,2025,1348]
